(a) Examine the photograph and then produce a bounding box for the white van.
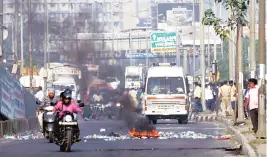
[142,63,189,124]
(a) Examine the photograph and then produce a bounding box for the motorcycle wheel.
[65,129,73,152]
[48,131,53,143]
[60,145,65,152]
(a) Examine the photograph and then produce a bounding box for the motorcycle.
[40,105,56,143]
[54,111,80,152]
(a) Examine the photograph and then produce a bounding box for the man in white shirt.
[244,78,259,133]
[194,82,202,112]
[34,86,44,105]
[205,84,214,111]
[129,88,138,108]
[93,91,103,103]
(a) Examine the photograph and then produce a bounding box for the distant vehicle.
[125,66,144,89]
[106,77,120,90]
[142,63,190,125]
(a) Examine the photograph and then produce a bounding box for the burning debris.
[119,94,156,132]
[83,130,231,142]
[128,128,160,138]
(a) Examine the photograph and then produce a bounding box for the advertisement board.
[0,77,14,119]
[136,18,152,28]
[52,66,80,75]
[13,80,25,119]
[150,31,177,53]
[157,3,200,26]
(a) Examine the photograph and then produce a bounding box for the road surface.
[0,119,244,157]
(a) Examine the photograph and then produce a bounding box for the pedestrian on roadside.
[211,83,219,113]
[205,84,213,111]
[193,82,202,113]
[220,80,231,117]
[35,86,44,105]
[244,78,259,133]
[243,82,250,119]
[229,80,237,117]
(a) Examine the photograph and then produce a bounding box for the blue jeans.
[195,99,203,113]
[206,99,213,111]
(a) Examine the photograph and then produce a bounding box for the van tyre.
[178,118,188,124]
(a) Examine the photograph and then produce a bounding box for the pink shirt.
[245,86,259,110]
[53,101,82,117]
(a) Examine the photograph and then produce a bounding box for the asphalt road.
[0,119,244,157]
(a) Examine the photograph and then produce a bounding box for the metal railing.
[0,117,40,138]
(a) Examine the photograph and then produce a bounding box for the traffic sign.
[150,32,177,53]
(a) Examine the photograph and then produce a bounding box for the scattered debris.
[3,131,44,140]
[100,128,106,132]
[83,131,232,142]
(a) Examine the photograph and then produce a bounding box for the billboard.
[157,3,200,26]
[136,18,152,28]
[150,32,177,53]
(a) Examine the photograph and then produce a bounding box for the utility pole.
[250,0,256,78]
[112,5,115,64]
[219,3,223,58]
[200,0,206,111]
[28,0,33,93]
[146,22,149,69]
[43,0,48,94]
[229,9,234,80]
[237,25,245,122]
[14,0,18,64]
[0,0,3,58]
[256,0,266,138]
[20,14,24,76]
[192,0,196,78]
[213,2,217,61]
[183,49,188,74]
[129,28,132,65]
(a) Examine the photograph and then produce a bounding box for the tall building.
[3,0,137,63]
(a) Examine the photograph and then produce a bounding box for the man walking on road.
[194,82,202,113]
[220,81,231,117]
[229,81,237,117]
[35,86,44,105]
[244,78,259,133]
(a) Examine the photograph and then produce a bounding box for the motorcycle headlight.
[116,103,121,107]
[65,115,72,122]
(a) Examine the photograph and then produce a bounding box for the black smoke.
[119,94,155,132]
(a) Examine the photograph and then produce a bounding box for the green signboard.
[150,32,177,53]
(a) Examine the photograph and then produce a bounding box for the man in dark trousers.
[244,78,259,133]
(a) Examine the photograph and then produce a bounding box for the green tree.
[202,0,250,123]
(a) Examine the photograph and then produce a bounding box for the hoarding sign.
[150,32,177,53]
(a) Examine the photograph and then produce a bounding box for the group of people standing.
[193,78,260,133]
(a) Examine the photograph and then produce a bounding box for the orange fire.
[128,128,160,138]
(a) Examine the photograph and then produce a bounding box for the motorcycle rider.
[53,88,83,143]
[37,88,57,130]
[92,90,103,105]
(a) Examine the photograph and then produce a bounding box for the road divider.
[0,117,40,138]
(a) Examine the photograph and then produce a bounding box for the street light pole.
[200,0,206,111]
[20,14,24,76]
[250,0,256,78]
[0,0,3,57]
[28,0,33,93]
[14,0,18,64]
[256,0,266,138]
[44,0,48,94]
[192,0,196,78]
[146,22,149,69]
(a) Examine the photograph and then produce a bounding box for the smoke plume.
[119,94,155,132]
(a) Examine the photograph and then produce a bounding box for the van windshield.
[126,76,140,81]
[146,77,185,95]
[53,84,75,91]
